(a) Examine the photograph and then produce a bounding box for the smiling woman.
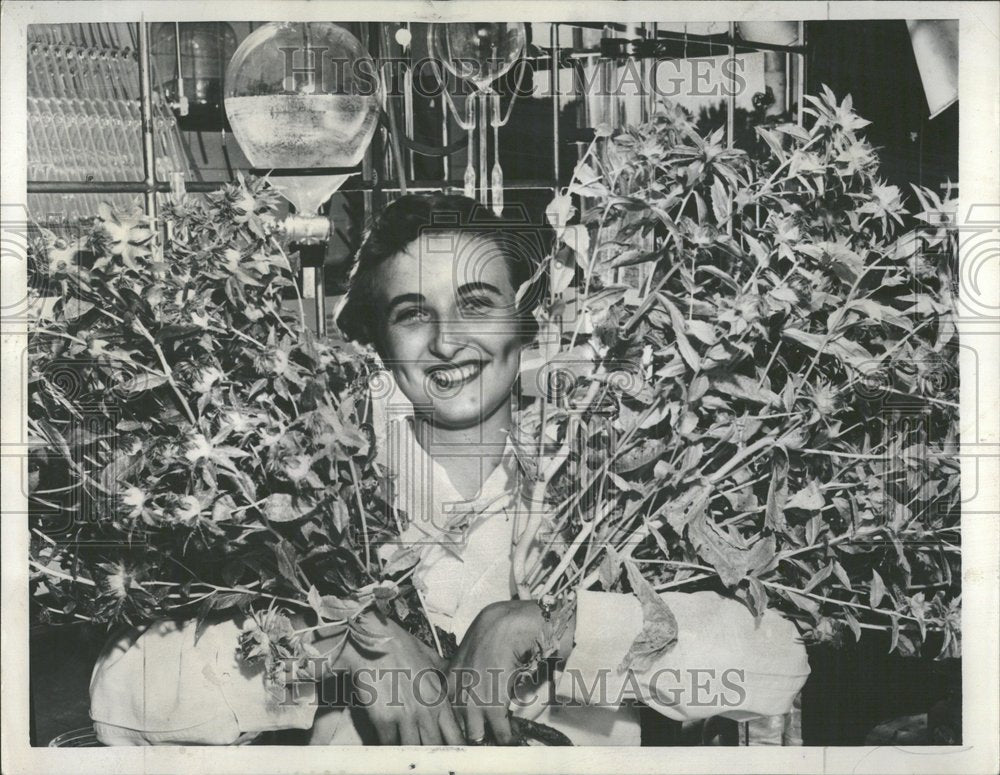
[336,194,544,497]
[328,193,655,744]
[325,193,810,746]
[366,230,524,431]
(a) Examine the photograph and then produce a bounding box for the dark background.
[807,20,958,193]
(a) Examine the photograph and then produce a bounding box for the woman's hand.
[447,600,574,745]
[336,615,464,745]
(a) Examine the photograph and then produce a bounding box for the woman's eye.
[460,296,495,315]
[394,308,430,324]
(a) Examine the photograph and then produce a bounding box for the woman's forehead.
[378,232,514,296]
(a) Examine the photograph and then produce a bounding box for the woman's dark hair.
[336,193,544,349]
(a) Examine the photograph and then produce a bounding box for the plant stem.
[132,320,198,426]
[798,448,887,460]
[706,436,774,484]
[778,534,853,561]
[788,271,869,406]
[537,511,603,598]
[639,559,715,571]
[347,458,371,569]
[292,620,348,636]
[384,487,444,659]
[272,237,306,332]
[760,579,926,624]
[29,560,96,586]
[654,573,713,592]
[756,340,782,389]
[525,399,661,581]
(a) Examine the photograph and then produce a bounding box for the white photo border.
[1,2,997,773]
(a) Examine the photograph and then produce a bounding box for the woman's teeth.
[431,362,482,387]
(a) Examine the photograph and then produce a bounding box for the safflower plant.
[514,87,960,663]
[28,87,959,705]
[28,175,419,681]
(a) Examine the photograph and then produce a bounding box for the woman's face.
[373,231,524,429]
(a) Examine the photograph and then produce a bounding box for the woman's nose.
[428,317,466,361]
[430,319,469,360]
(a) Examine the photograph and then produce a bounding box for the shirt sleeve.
[90,617,318,745]
[554,590,810,723]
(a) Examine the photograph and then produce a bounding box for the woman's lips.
[428,361,484,389]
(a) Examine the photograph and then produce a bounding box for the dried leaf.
[756,126,786,159]
[685,319,717,345]
[273,539,301,589]
[888,613,902,654]
[545,193,576,241]
[843,609,862,642]
[710,178,731,223]
[689,512,748,588]
[746,577,768,619]
[617,559,678,673]
[563,224,591,268]
[61,297,94,320]
[783,328,878,371]
[832,561,852,591]
[381,544,421,576]
[660,297,701,371]
[803,562,834,593]
[262,492,316,523]
[688,374,710,402]
[711,374,780,406]
[613,438,667,474]
[599,547,623,591]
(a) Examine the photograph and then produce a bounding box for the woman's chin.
[429,403,487,429]
[426,390,508,428]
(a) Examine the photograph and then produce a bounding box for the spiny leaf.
[765,449,790,533]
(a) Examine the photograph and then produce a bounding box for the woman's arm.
[90,617,319,745]
[557,590,810,721]
[90,611,463,746]
[447,591,810,744]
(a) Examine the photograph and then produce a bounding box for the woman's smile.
[427,359,485,390]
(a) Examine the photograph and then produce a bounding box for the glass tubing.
[26,22,189,223]
[27,21,806,221]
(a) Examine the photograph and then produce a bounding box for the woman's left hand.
[446,600,569,745]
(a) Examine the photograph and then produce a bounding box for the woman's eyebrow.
[386,293,426,314]
[456,282,502,298]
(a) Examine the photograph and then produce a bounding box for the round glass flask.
[224,22,381,214]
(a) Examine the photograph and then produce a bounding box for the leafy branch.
[522,90,960,658]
